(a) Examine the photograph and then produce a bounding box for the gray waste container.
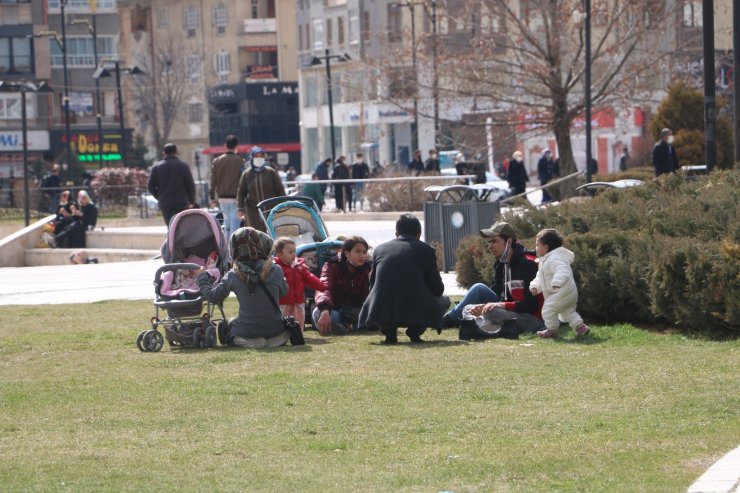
[423,185,500,272]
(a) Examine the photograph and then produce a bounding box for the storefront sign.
[247,65,279,80]
[0,130,50,151]
[243,18,277,33]
[246,82,298,98]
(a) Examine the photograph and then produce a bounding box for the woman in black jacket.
[506,150,529,197]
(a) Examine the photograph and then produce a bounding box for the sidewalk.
[0,217,465,306]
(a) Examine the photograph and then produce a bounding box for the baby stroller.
[258,196,343,321]
[136,209,231,352]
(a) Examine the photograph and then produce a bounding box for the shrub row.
[455,169,739,335]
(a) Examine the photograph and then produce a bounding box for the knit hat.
[480,221,516,240]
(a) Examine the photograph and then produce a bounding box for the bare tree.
[128,35,193,152]
[376,0,687,195]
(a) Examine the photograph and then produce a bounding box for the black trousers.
[161,204,188,228]
[379,324,426,339]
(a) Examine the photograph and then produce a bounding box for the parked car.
[576,179,644,196]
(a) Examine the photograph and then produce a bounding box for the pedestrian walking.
[147,143,196,228]
[209,134,245,239]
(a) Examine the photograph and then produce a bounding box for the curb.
[687,445,740,493]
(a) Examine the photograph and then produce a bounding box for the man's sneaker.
[536,328,559,339]
[575,323,591,336]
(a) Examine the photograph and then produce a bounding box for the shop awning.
[201,142,301,155]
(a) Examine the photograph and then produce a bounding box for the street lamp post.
[431,0,438,149]
[94,61,143,167]
[0,81,53,226]
[584,0,593,183]
[36,2,72,183]
[311,50,351,168]
[72,16,104,169]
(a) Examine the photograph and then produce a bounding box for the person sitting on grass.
[529,228,590,339]
[312,236,371,336]
[274,237,328,333]
[197,227,291,348]
[442,221,544,336]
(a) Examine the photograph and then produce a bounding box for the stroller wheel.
[136,330,147,351]
[205,324,216,348]
[217,320,229,346]
[193,326,203,348]
[142,330,164,352]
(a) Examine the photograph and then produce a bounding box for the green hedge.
[455,169,739,335]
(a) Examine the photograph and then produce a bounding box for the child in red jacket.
[274,237,328,332]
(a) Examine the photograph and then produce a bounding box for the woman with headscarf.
[196,227,289,348]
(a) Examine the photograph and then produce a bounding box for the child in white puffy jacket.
[529,228,590,338]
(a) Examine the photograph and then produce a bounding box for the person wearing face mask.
[441,222,544,338]
[652,128,679,177]
[236,146,286,232]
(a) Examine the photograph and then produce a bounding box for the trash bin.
[423,185,500,272]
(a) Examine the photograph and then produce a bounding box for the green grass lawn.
[1,300,738,492]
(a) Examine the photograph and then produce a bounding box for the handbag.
[257,281,305,346]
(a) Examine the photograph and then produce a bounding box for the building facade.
[297,0,734,176]
[44,0,130,176]
[0,0,51,184]
[118,0,299,180]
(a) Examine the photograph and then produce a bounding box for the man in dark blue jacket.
[148,143,195,227]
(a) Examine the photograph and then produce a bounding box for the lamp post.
[0,81,53,226]
[431,0,438,149]
[583,0,593,182]
[71,16,104,169]
[93,61,144,167]
[36,1,72,183]
[311,50,351,168]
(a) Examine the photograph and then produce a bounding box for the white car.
[576,179,644,195]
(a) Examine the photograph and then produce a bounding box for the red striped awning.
[201,143,301,155]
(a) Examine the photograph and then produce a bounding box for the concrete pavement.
[0,217,465,306]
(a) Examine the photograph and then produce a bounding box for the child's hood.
[542,246,575,265]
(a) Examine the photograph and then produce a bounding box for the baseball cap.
[480,221,516,240]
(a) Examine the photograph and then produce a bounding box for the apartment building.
[0,0,51,183]
[118,0,300,177]
[298,0,734,174]
[41,0,128,172]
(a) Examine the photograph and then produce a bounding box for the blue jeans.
[218,198,240,241]
[445,283,500,321]
[312,306,350,334]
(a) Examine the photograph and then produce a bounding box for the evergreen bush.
[454,169,739,335]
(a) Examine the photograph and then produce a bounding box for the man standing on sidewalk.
[237,146,286,232]
[210,135,244,239]
[147,143,195,228]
